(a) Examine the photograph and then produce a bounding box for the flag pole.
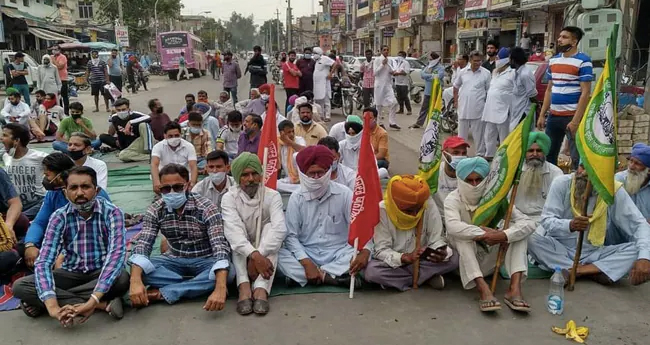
[412,217,424,289]
[489,182,520,293]
[255,147,269,248]
[349,237,359,299]
[568,180,592,291]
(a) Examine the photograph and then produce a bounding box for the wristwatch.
[25,242,36,248]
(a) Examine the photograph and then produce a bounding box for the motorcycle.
[149,62,165,76]
[440,97,458,134]
[271,64,283,85]
[330,76,355,116]
[410,76,424,104]
[67,76,78,97]
[69,71,90,91]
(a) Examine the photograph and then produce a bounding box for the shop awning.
[28,27,77,42]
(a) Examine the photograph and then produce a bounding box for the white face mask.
[299,169,332,200]
[116,111,130,120]
[444,154,467,171]
[345,132,362,148]
[261,94,270,101]
[166,137,181,147]
[209,171,227,185]
[495,57,510,70]
[189,127,202,134]
[457,178,488,210]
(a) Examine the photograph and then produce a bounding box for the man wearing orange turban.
[364,175,459,291]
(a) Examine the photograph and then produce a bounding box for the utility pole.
[287,0,293,50]
[117,0,124,25]
[276,9,281,51]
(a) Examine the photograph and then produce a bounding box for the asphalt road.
[1,70,648,345]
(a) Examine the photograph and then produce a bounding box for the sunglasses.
[160,183,186,194]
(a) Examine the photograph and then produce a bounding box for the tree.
[197,18,226,51]
[95,0,183,48]
[258,19,286,53]
[223,12,257,53]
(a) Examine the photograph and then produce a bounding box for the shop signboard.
[398,0,412,28]
[519,0,549,10]
[411,0,424,15]
[357,0,370,17]
[331,0,346,16]
[426,0,444,22]
[115,25,129,47]
[500,17,519,31]
[464,0,488,11]
[489,0,513,10]
[383,26,395,37]
[380,0,392,18]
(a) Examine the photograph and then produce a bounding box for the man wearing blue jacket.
[410,52,445,129]
[22,152,111,267]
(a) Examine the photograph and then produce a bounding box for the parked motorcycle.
[271,65,283,85]
[410,79,424,104]
[440,97,458,134]
[331,76,354,116]
[149,62,165,76]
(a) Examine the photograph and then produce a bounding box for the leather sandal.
[253,299,269,315]
[236,298,254,315]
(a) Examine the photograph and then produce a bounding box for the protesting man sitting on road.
[23,153,111,268]
[293,103,328,147]
[222,153,287,315]
[54,102,101,153]
[318,136,356,191]
[514,132,564,225]
[1,91,31,127]
[0,167,26,243]
[367,107,390,169]
[129,164,233,309]
[365,175,459,291]
[66,132,108,190]
[192,150,235,212]
[276,120,306,192]
[34,93,64,137]
[445,157,535,313]
[13,166,128,324]
[217,110,243,159]
[237,114,263,156]
[434,136,470,222]
[99,98,154,162]
[338,115,364,170]
[151,121,198,192]
[528,162,650,286]
[278,145,371,287]
[615,143,650,221]
[183,112,213,172]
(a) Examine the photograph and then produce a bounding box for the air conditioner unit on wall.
[576,9,622,61]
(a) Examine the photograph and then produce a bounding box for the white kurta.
[514,161,565,227]
[329,121,346,142]
[444,189,535,289]
[482,68,515,124]
[510,65,538,131]
[221,186,287,292]
[373,55,398,107]
[313,56,335,100]
[453,66,491,120]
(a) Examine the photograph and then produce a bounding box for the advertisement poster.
[380,0,392,17]
[115,25,130,47]
[464,0,489,11]
[357,0,370,17]
[411,0,424,15]
[398,0,412,29]
[318,12,331,33]
[426,0,444,22]
[331,0,346,16]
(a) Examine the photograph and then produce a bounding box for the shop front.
[1,6,76,55]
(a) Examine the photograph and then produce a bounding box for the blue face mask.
[162,192,187,211]
[332,160,339,172]
[447,155,467,171]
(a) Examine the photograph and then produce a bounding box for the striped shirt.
[546,52,593,116]
[34,198,126,301]
[360,61,375,89]
[86,60,108,84]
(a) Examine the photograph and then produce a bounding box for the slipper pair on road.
[479,296,531,313]
[236,298,269,316]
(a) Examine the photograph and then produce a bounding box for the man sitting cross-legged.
[513,132,564,225]
[13,166,128,325]
[529,161,650,286]
[222,152,286,315]
[191,150,236,212]
[615,143,650,221]
[445,157,535,313]
[365,175,459,291]
[129,164,233,310]
[278,145,371,287]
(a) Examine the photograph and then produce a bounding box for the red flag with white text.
[348,111,382,249]
[257,84,279,189]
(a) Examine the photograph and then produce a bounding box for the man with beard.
[482,40,499,73]
[337,115,364,169]
[482,47,514,160]
[529,161,650,286]
[222,153,286,315]
[615,143,650,221]
[434,136,470,222]
[293,103,328,146]
[514,132,563,225]
[445,157,535,312]
[244,46,267,89]
[278,145,371,287]
[296,47,315,94]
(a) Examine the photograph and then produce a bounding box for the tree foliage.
[259,19,285,52]
[196,18,226,51]
[224,12,257,53]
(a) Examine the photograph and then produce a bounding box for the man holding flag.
[529,24,650,287]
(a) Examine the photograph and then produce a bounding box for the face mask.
[71,114,82,120]
[557,44,572,53]
[53,50,60,55]
[167,137,181,147]
[67,150,87,161]
[43,99,57,109]
[209,171,227,185]
[303,54,312,60]
[261,94,270,101]
[495,58,510,70]
[189,127,202,134]
[44,60,50,65]
[70,197,96,213]
[457,178,487,209]
[117,111,130,120]
[332,160,339,172]
[42,175,60,191]
[242,183,260,198]
[230,125,242,133]
[535,52,542,56]
[448,155,467,171]
[346,132,362,147]
[161,191,187,211]
[313,53,321,60]
[155,107,164,114]
[299,170,332,200]
[300,117,312,125]
[225,57,231,61]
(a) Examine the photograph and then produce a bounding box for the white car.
[387,57,426,87]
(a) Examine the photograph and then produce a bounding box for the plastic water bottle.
[547,267,565,315]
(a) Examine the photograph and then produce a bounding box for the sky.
[180,0,318,26]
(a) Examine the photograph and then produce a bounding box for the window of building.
[78,1,93,19]
[23,0,29,6]
[44,0,54,5]
[9,0,17,4]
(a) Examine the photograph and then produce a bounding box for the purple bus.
[156,31,208,79]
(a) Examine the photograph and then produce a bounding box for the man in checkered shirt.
[128,164,234,311]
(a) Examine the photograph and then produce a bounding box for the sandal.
[106,297,124,319]
[253,299,269,315]
[21,301,44,318]
[503,296,531,313]
[479,298,502,312]
[236,298,253,315]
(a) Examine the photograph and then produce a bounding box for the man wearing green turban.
[221,151,287,315]
[515,131,564,224]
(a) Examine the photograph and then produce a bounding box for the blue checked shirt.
[34,197,127,301]
[129,193,230,279]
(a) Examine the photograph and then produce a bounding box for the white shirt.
[394,58,411,86]
[433,161,458,222]
[453,66,491,120]
[151,138,197,170]
[514,161,564,225]
[373,55,398,107]
[329,121,346,142]
[1,100,31,125]
[338,139,361,170]
[334,163,356,191]
[217,126,241,157]
[313,56,335,100]
[261,111,287,133]
[510,65,538,131]
[2,149,48,210]
[82,156,108,190]
[280,136,306,177]
[191,175,236,212]
[482,67,515,124]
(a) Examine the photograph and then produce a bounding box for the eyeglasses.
[160,183,186,194]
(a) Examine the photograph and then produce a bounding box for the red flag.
[348,111,382,249]
[257,84,279,190]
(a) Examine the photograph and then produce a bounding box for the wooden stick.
[412,217,424,289]
[254,147,269,248]
[489,183,520,293]
[349,237,359,299]
[568,180,592,291]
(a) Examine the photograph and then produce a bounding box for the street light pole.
[154,0,160,50]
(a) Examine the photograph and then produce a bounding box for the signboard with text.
[357,0,370,17]
[426,0,444,22]
[331,0,346,16]
[464,0,488,11]
[398,0,412,28]
[115,25,129,47]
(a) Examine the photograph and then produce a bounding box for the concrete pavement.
[2,73,648,345]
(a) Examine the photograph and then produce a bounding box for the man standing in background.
[51,46,69,114]
[374,45,400,130]
[482,40,498,73]
[282,51,301,112]
[107,49,123,92]
[394,51,412,116]
[8,53,30,106]
[222,51,242,104]
[360,49,375,108]
[296,47,315,94]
